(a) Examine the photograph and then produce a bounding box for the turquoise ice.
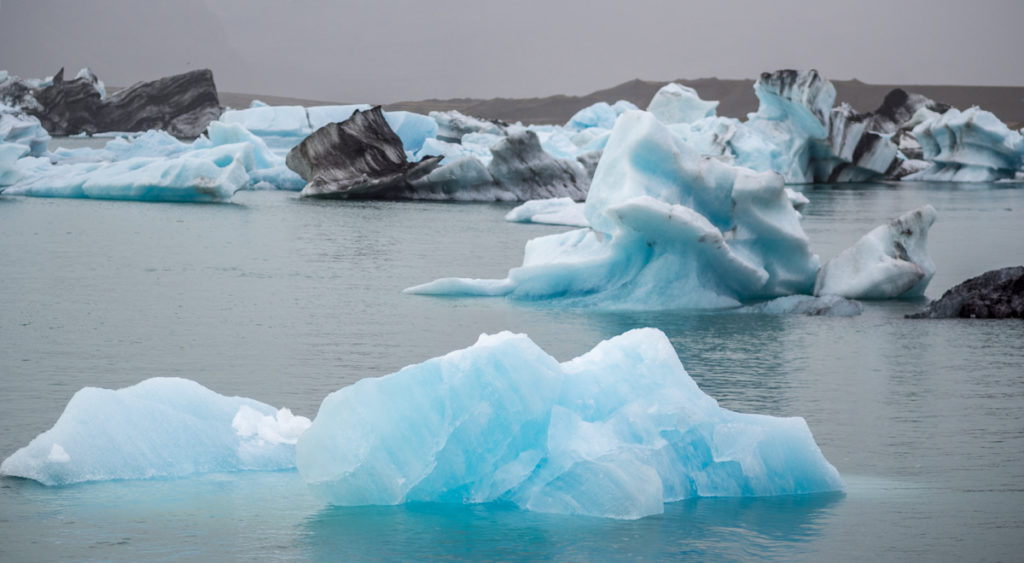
[296,328,844,519]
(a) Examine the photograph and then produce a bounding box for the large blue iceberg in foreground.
[297,328,844,519]
[2,330,843,519]
[0,377,309,485]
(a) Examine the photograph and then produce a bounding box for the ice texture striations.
[1,378,310,486]
[815,205,937,298]
[731,70,835,184]
[407,110,819,308]
[0,68,222,137]
[289,107,589,201]
[903,107,1024,182]
[287,106,443,198]
[2,142,253,202]
[296,328,844,519]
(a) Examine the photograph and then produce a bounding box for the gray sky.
[2,0,1022,104]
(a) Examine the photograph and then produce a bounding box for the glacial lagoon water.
[1,184,1023,561]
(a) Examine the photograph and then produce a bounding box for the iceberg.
[814,205,937,299]
[408,110,820,308]
[903,107,1023,182]
[1,142,253,202]
[731,70,835,184]
[431,109,506,142]
[290,107,589,201]
[0,68,221,137]
[296,328,844,519]
[646,83,719,125]
[0,142,29,186]
[505,197,589,227]
[287,106,443,199]
[0,377,310,486]
[565,100,637,131]
[1,103,50,156]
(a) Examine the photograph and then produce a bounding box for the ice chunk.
[0,103,50,156]
[296,328,844,519]
[382,110,439,154]
[306,104,372,130]
[288,107,443,199]
[0,142,29,186]
[505,197,589,227]
[220,105,311,137]
[646,83,718,125]
[1,378,310,486]
[2,143,253,202]
[430,110,505,141]
[732,70,835,184]
[815,205,937,299]
[737,294,864,316]
[408,110,819,308]
[565,100,637,131]
[904,107,1023,182]
[666,116,740,158]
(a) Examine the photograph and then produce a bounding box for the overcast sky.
[2,0,1022,104]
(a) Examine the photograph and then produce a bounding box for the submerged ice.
[0,378,309,486]
[296,328,844,519]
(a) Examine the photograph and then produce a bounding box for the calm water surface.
[1,183,1023,561]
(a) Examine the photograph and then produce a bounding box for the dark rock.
[906,267,1024,319]
[288,106,443,199]
[0,68,221,137]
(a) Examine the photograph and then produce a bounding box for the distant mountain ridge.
[222,77,1024,128]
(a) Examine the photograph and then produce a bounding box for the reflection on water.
[301,493,844,562]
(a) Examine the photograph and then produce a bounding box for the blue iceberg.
[296,328,844,519]
[1,103,50,157]
[505,197,588,227]
[646,83,719,125]
[904,107,1023,182]
[0,378,310,486]
[407,110,820,308]
[565,100,638,131]
[1,142,255,202]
